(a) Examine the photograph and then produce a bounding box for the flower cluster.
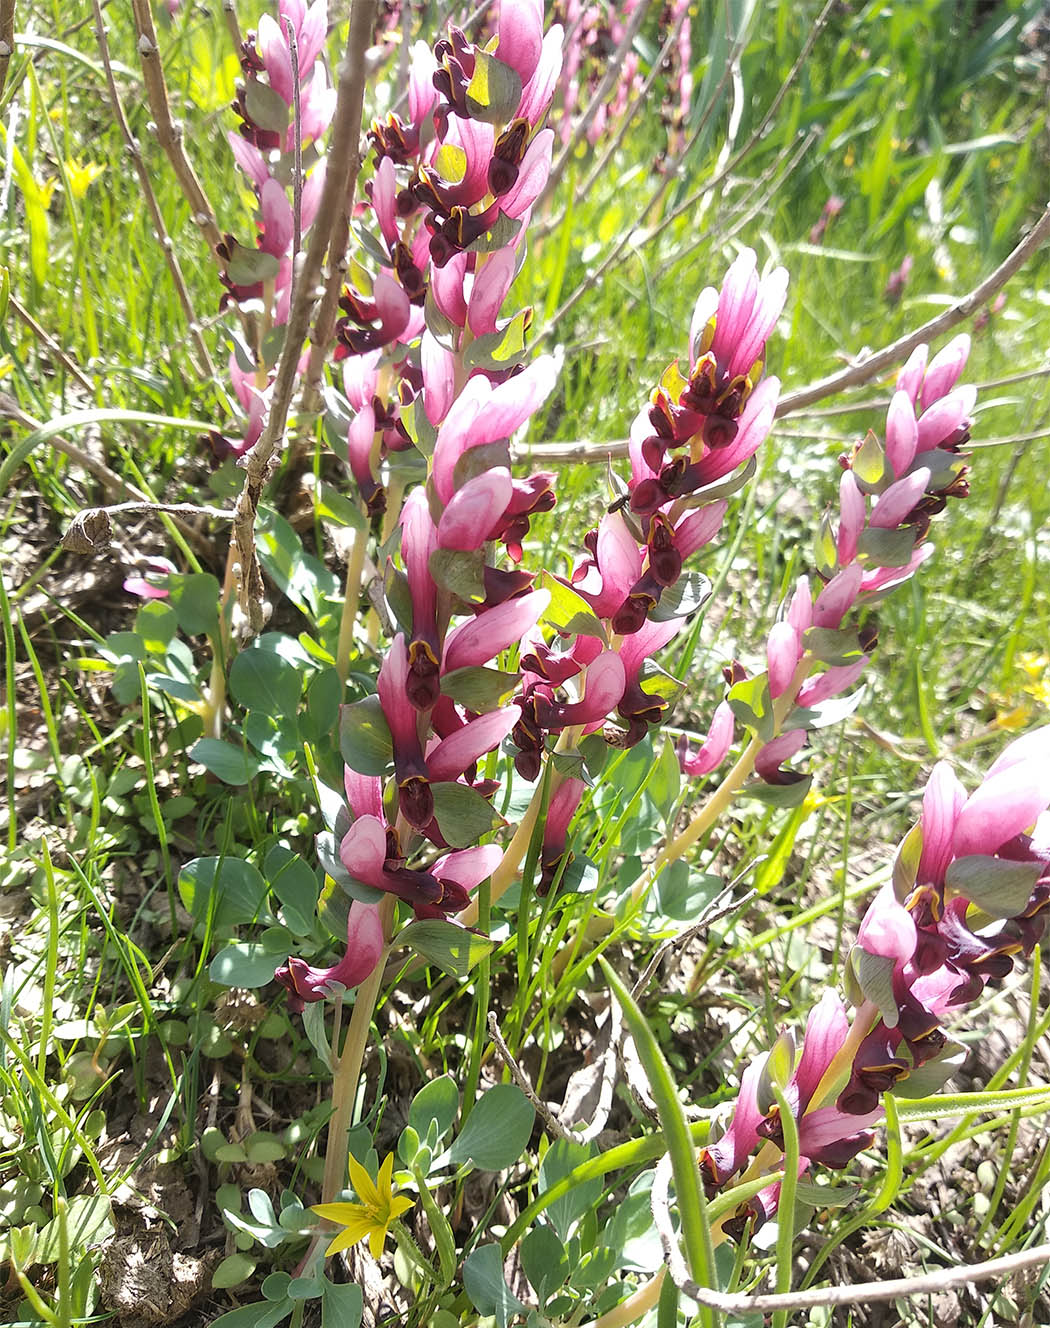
[217,0,335,457]
[333,0,562,515]
[699,728,1050,1236]
[747,335,975,784]
[675,334,976,790]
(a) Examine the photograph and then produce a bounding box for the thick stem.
[630,657,813,904]
[320,895,395,1204]
[335,524,370,685]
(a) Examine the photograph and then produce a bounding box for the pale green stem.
[320,895,395,1204]
[630,656,814,905]
[335,523,370,687]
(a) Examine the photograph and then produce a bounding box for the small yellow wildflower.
[991,653,1050,730]
[312,1151,413,1260]
[65,159,105,202]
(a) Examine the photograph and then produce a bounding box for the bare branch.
[777,200,1050,417]
[129,0,225,262]
[649,1146,1050,1314]
[232,0,376,633]
[487,1013,573,1142]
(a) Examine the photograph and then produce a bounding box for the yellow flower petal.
[324,1214,376,1257]
[347,1151,383,1210]
[312,1201,369,1225]
[389,1194,415,1221]
[367,1220,391,1261]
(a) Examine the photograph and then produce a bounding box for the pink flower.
[678,701,734,777]
[274,899,384,1011]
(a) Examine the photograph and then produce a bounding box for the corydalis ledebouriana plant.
[674,332,976,791]
[698,728,1050,1236]
[333,0,562,515]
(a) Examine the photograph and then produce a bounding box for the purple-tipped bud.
[884,389,920,478]
[920,334,970,411]
[869,467,930,529]
[766,621,800,699]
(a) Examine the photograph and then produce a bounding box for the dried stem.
[231,0,375,634]
[0,0,14,102]
[777,199,1050,417]
[0,396,213,557]
[285,17,303,281]
[487,1012,572,1142]
[8,293,94,392]
[93,0,221,388]
[666,1235,1050,1316]
[129,0,225,261]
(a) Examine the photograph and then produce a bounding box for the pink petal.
[260,178,294,256]
[729,266,788,378]
[916,384,976,450]
[228,132,269,188]
[372,155,399,251]
[427,706,521,781]
[673,501,727,557]
[869,467,930,530]
[467,246,517,336]
[811,563,862,628]
[437,468,514,551]
[679,700,734,777]
[431,250,469,327]
[496,0,544,81]
[856,880,916,961]
[409,41,438,124]
[500,129,553,219]
[795,656,869,708]
[837,471,865,565]
[896,344,928,406]
[712,248,758,357]
[884,389,919,478]
[344,767,384,821]
[917,760,967,886]
[767,621,800,699]
[421,330,456,426]
[920,334,970,411]
[953,763,1050,859]
[516,25,563,124]
[434,843,504,893]
[787,576,813,635]
[338,815,389,886]
[442,589,550,672]
[257,13,293,103]
[793,990,849,1108]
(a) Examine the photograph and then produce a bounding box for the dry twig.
[649,1154,1050,1314]
[487,1012,573,1142]
[777,200,1050,417]
[231,0,376,633]
[129,0,225,261]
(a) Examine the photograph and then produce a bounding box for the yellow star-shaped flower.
[312,1151,414,1260]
